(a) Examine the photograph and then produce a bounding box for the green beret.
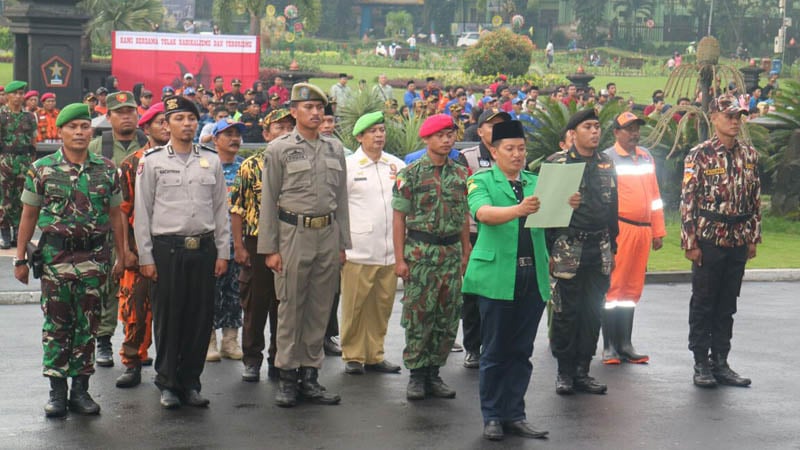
[56,103,92,127]
[290,82,328,105]
[107,91,137,111]
[352,111,384,136]
[5,80,27,94]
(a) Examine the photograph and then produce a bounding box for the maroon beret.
[418,114,455,138]
[138,102,165,127]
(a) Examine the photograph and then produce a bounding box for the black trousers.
[550,263,609,369]
[151,236,217,392]
[326,292,340,338]
[688,242,748,356]
[462,233,480,353]
[478,265,546,423]
[240,236,278,368]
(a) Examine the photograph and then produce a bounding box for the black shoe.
[711,354,751,387]
[115,365,141,388]
[95,336,114,367]
[242,364,261,382]
[483,420,504,441]
[68,376,100,415]
[574,362,607,394]
[555,373,575,395]
[426,366,456,398]
[503,420,549,439]
[160,389,181,409]
[267,364,280,381]
[463,351,480,369]
[693,361,718,388]
[406,368,427,400]
[44,377,68,418]
[182,389,210,407]
[365,360,401,374]
[275,369,298,407]
[323,336,342,356]
[344,361,365,374]
[298,367,341,405]
[142,357,153,367]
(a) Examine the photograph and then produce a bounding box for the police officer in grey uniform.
[257,83,351,407]
[134,95,230,409]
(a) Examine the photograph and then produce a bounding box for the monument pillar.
[5,0,90,104]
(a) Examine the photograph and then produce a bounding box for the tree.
[463,28,534,77]
[384,10,413,40]
[612,0,655,24]
[78,0,164,59]
[213,0,267,35]
[575,0,605,44]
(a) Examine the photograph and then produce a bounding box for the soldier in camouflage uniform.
[0,81,38,249]
[681,94,760,388]
[546,109,618,396]
[392,114,471,401]
[14,103,125,418]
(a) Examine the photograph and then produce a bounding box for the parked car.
[456,32,480,47]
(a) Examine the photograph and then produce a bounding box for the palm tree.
[213,0,266,35]
[78,0,164,60]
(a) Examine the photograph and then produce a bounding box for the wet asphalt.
[0,281,799,450]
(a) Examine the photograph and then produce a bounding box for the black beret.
[163,95,200,120]
[491,120,526,143]
[565,108,599,131]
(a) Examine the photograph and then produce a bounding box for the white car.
[457,32,480,47]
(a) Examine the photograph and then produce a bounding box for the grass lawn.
[647,216,800,272]
[0,63,12,85]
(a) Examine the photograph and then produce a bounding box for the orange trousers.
[117,268,153,368]
[607,221,652,305]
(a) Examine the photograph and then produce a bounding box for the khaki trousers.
[340,262,398,364]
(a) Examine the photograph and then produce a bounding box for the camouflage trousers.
[118,268,153,368]
[40,261,108,378]
[401,245,463,370]
[0,153,33,227]
[214,257,242,329]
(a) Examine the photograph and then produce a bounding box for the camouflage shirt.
[21,148,121,237]
[0,109,37,154]
[392,152,469,236]
[230,150,264,237]
[680,136,762,249]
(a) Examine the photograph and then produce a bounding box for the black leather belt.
[407,230,460,246]
[153,231,214,250]
[565,228,609,242]
[698,210,751,225]
[518,257,534,267]
[41,233,107,251]
[278,208,334,229]
[619,216,651,227]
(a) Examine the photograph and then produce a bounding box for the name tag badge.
[354,177,367,182]
[478,159,491,168]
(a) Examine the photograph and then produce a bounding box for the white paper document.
[524,162,585,229]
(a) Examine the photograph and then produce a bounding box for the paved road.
[1,282,799,449]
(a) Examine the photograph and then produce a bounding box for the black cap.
[478,109,512,126]
[163,95,200,120]
[426,76,435,82]
[324,103,335,116]
[338,73,348,78]
[565,108,599,131]
[491,120,525,143]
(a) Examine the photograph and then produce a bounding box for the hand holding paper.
[524,162,585,228]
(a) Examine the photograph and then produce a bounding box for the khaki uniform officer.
[134,95,230,409]
[257,83,351,407]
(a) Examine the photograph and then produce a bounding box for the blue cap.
[482,96,496,104]
[511,97,522,105]
[212,118,247,137]
[162,85,175,95]
[184,87,196,95]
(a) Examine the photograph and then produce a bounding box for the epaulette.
[144,146,165,156]
[546,150,569,164]
[198,144,217,154]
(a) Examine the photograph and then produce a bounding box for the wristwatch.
[13,257,28,267]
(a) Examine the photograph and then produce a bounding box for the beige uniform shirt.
[257,129,351,254]
[133,143,231,265]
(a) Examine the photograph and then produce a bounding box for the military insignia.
[705,167,725,176]
[598,163,611,169]
[199,158,210,168]
[166,98,179,111]
[299,87,309,99]
[745,163,755,170]
[137,161,144,175]
[479,159,491,168]
[396,173,406,190]
[116,93,127,103]
[359,158,369,165]
[468,182,479,193]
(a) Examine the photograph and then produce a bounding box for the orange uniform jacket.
[36,108,60,143]
[604,143,666,304]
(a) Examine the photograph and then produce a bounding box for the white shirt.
[345,147,406,265]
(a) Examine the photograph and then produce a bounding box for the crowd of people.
[0,69,761,442]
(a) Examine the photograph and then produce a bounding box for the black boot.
[426,366,456,398]
[95,335,114,367]
[275,369,298,407]
[266,357,279,381]
[115,364,142,388]
[574,361,607,394]
[298,367,341,405]
[710,352,751,387]
[693,351,717,388]
[617,307,649,363]
[0,227,10,250]
[68,375,100,414]
[44,377,68,418]
[406,367,427,400]
[602,308,621,365]
[555,360,575,395]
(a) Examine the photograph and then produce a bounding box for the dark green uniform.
[20,149,121,377]
[392,153,469,369]
[0,108,37,231]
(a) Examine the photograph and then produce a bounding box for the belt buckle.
[308,216,327,229]
[184,236,200,250]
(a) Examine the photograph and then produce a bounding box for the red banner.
[112,31,260,98]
